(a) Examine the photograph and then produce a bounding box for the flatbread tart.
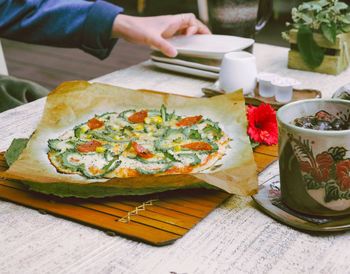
[1,81,258,197]
[48,105,230,179]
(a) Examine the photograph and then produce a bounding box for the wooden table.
[1,44,350,273]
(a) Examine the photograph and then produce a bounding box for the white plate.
[150,53,220,73]
[157,34,255,59]
[151,60,219,80]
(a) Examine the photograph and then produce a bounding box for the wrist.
[111,14,130,39]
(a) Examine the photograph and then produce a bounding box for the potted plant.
[282,0,350,75]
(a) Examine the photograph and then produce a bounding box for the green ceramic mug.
[277,99,350,217]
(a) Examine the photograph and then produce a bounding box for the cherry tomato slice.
[176,115,202,127]
[131,141,154,159]
[77,140,102,153]
[87,118,104,129]
[182,142,212,151]
[128,110,148,123]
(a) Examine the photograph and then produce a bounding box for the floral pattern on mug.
[288,133,350,203]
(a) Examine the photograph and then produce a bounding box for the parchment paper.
[1,81,257,196]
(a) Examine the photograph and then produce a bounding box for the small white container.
[219,51,257,95]
[272,77,300,103]
[257,73,278,98]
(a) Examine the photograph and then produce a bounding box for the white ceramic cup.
[219,51,257,95]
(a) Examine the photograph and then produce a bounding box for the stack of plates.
[151,34,254,80]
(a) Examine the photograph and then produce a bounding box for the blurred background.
[2,0,348,89]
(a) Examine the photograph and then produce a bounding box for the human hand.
[112,13,211,57]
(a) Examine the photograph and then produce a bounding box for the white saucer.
[151,60,219,80]
[154,34,254,59]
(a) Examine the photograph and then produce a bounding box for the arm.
[112,13,211,57]
[0,0,123,59]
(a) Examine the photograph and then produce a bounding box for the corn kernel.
[134,132,141,138]
[147,125,156,132]
[152,116,163,124]
[96,147,106,153]
[144,117,151,124]
[81,125,89,133]
[174,145,182,152]
[135,124,144,131]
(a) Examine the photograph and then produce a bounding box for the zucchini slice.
[119,109,136,120]
[164,128,186,141]
[154,139,173,152]
[73,123,90,138]
[136,163,172,175]
[90,131,116,142]
[133,156,170,164]
[104,150,115,161]
[48,139,74,152]
[79,165,105,179]
[175,153,201,166]
[61,150,83,171]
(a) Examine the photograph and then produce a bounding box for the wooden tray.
[202,83,322,109]
[0,145,277,246]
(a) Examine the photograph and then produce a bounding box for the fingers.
[177,13,211,35]
[184,20,211,35]
[148,35,177,57]
[185,25,198,36]
[196,19,211,34]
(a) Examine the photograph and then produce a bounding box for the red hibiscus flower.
[336,159,350,191]
[247,104,278,145]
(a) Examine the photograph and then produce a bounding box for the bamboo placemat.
[0,145,277,246]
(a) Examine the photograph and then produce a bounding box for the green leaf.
[343,14,350,24]
[250,140,260,149]
[300,13,313,24]
[297,26,325,69]
[321,23,337,43]
[4,138,29,167]
[341,24,350,32]
[299,2,322,12]
[318,0,330,7]
[334,2,348,12]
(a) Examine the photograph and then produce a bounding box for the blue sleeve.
[0,0,124,59]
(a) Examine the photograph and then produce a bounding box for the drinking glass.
[207,0,273,38]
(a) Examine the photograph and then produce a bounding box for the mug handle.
[255,0,273,33]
